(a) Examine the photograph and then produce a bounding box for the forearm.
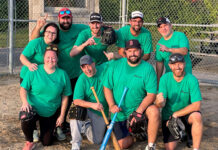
[156,61,164,85]
[70,44,86,57]
[142,53,150,61]
[103,87,116,107]
[73,99,95,108]
[169,47,188,55]
[30,26,41,40]
[173,101,201,118]
[20,87,28,104]
[60,96,69,117]
[20,54,32,67]
[136,93,156,114]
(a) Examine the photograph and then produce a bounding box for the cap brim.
[59,14,71,18]
[131,16,143,19]
[90,20,101,23]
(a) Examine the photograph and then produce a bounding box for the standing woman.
[20,45,72,149]
[19,22,59,83]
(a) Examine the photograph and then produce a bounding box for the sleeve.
[116,28,125,48]
[142,31,153,54]
[22,40,37,59]
[62,71,72,96]
[73,75,86,100]
[145,65,157,94]
[178,33,190,50]
[158,75,168,99]
[74,31,87,46]
[189,76,202,103]
[20,70,33,91]
[103,62,114,89]
[155,43,163,61]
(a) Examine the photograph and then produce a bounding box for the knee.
[118,136,133,149]
[41,132,53,146]
[146,105,160,120]
[189,112,202,125]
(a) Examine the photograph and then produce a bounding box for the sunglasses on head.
[59,10,71,15]
[169,54,184,64]
[46,46,58,51]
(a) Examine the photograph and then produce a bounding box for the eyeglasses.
[45,31,57,36]
[59,10,71,15]
[46,46,58,51]
[169,54,184,64]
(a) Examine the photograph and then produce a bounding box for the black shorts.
[113,120,130,140]
[162,111,201,143]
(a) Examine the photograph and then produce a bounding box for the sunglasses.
[169,54,184,64]
[46,46,58,51]
[59,10,71,15]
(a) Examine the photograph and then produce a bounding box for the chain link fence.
[0,0,217,83]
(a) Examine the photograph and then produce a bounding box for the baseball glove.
[68,104,87,121]
[101,26,117,45]
[168,116,186,140]
[19,108,36,122]
[127,111,147,141]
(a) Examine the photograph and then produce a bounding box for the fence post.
[121,0,126,27]
[8,0,14,74]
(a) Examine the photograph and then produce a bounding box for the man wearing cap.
[116,11,153,61]
[70,55,109,149]
[155,53,203,150]
[103,39,159,149]
[30,8,89,132]
[155,17,192,85]
[70,12,119,65]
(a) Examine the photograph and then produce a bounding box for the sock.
[148,143,155,147]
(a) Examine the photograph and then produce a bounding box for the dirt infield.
[0,75,218,150]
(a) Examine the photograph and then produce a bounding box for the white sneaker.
[145,144,156,150]
[33,130,39,142]
[56,127,66,141]
[71,142,80,150]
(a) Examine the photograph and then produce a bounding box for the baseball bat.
[90,87,120,150]
[100,87,128,150]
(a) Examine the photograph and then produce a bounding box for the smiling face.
[89,21,102,35]
[157,23,173,39]
[169,62,185,78]
[80,63,96,77]
[58,16,72,30]
[129,17,143,33]
[125,47,142,65]
[44,26,57,44]
[44,50,58,69]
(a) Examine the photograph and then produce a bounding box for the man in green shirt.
[103,40,159,149]
[155,53,203,150]
[116,11,153,61]
[155,17,192,85]
[30,8,88,131]
[70,55,109,149]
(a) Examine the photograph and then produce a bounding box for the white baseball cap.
[131,11,143,20]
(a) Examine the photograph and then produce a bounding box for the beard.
[132,26,141,33]
[127,55,142,64]
[59,22,72,30]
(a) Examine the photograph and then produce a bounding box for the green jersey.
[20,37,48,78]
[103,58,157,121]
[155,31,192,74]
[74,28,108,65]
[159,72,202,120]
[73,63,109,117]
[116,25,153,54]
[21,65,72,117]
[57,24,88,79]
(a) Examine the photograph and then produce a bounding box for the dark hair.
[44,44,59,57]
[42,22,60,44]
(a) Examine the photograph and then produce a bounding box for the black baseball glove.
[168,116,186,140]
[101,26,117,45]
[19,108,36,122]
[127,111,147,141]
[68,104,87,121]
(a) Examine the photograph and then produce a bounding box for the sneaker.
[71,142,80,150]
[145,144,156,150]
[56,127,66,141]
[23,141,35,150]
[33,130,39,142]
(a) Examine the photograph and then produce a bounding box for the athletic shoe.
[56,127,66,141]
[33,130,39,142]
[23,141,35,150]
[145,144,156,150]
[71,142,80,150]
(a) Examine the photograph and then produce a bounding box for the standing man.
[103,40,159,149]
[70,12,119,64]
[30,8,88,132]
[70,55,109,149]
[155,53,203,150]
[155,17,192,85]
[116,11,153,61]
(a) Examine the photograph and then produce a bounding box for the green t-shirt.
[57,24,89,79]
[103,58,157,121]
[20,37,48,78]
[155,31,192,74]
[74,28,108,65]
[73,62,109,117]
[159,72,202,120]
[21,65,72,117]
[116,25,153,54]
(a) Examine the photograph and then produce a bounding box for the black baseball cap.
[157,17,171,27]
[80,55,93,66]
[169,53,184,64]
[125,40,141,50]
[90,12,102,23]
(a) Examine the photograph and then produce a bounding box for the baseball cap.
[80,55,93,66]
[90,12,102,23]
[58,8,72,18]
[157,17,171,27]
[169,53,184,64]
[131,11,144,20]
[125,40,141,50]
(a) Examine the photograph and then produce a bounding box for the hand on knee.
[118,136,133,149]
